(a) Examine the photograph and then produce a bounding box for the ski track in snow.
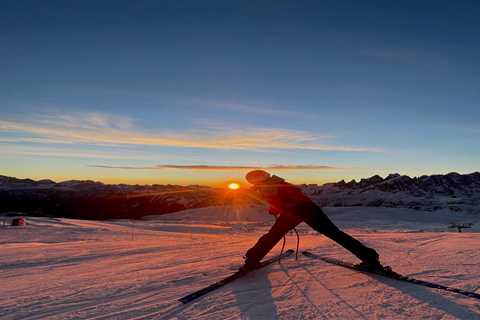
[1,207,479,320]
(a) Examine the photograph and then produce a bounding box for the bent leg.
[245,214,302,265]
[304,207,379,262]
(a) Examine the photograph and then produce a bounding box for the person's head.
[245,170,271,185]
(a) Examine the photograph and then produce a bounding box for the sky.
[1,0,479,186]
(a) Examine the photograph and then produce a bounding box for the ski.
[302,251,480,300]
[179,249,294,304]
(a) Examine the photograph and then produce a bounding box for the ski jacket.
[252,175,317,219]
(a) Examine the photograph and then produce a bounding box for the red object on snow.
[11,217,26,226]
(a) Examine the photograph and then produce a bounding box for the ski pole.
[294,227,300,260]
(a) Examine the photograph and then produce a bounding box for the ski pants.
[245,204,379,264]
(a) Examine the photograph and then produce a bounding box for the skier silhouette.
[242,170,383,271]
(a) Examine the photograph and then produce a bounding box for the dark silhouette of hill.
[0,175,218,220]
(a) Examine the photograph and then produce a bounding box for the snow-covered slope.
[147,205,480,233]
[1,206,479,319]
[143,205,273,223]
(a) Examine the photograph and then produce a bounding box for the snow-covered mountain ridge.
[1,171,479,218]
[302,172,480,213]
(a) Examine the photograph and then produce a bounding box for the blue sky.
[1,1,479,185]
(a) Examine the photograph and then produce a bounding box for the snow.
[304,172,480,214]
[1,207,479,319]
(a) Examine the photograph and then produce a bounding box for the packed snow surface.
[1,206,479,319]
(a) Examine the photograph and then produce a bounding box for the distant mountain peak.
[305,172,480,214]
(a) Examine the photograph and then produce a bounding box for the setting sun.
[228,182,240,190]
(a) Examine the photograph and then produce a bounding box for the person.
[242,170,383,271]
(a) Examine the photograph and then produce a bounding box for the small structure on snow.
[1,212,27,227]
[11,217,26,227]
[448,222,473,232]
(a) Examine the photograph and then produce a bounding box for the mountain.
[0,175,218,220]
[302,172,480,213]
[1,171,479,219]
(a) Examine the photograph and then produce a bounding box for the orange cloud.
[0,112,383,152]
[89,164,339,170]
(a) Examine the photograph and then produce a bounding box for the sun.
[228,182,240,190]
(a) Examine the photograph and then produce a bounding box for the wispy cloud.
[0,137,75,144]
[360,48,421,64]
[358,45,447,68]
[37,112,134,130]
[89,164,338,170]
[0,112,382,152]
[1,145,158,160]
[198,99,309,118]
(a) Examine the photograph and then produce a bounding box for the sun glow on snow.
[228,182,240,190]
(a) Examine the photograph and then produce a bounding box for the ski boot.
[354,260,391,275]
[238,258,261,274]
